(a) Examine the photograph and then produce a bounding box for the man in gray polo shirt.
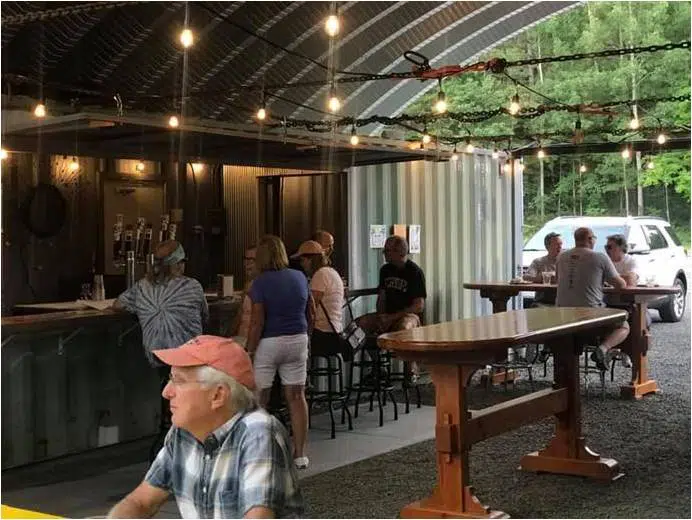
[526,232,563,305]
[556,227,629,370]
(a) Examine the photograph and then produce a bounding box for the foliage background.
[409,1,691,246]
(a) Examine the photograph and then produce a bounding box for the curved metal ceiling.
[1,1,578,131]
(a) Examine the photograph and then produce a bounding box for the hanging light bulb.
[180,28,194,48]
[34,103,46,118]
[508,93,521,115]
[434,81,447,114]
[327,85,341,113]
[450,145,459,161]
[168,115,180,128]
[621,147,631,160]
[657,132,667,145]
[325,14,340,37]
[579,164,587,173]
[628,106,640,130]
[491,148,499,160]
[421,125,431,145]
[503,160,512,175]
[0,149,7,160]
[573,119,584,144]
[537,148,546,159]
[647,160,655,170]
[69,158,80,172]
[136,161,146,173]
[350,125,359,146]
[464,140,474,154]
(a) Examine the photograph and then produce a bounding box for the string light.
[450,145,459,161]
[434,80,447,114]
[537,148,546,159]
[136,161,146,172]
[464,140,474,154]
[168,115,180,128]
[34,103,46,118]
[657,132,667,145]
[629,106,640,130]
[256,107,267,120]
[508,93,521,115]
[0,149,8,160]
[325,14,340,37]
[327,85,341,113]
[579,164,587,173]
[502,160,512,175]
[421,125,431,145]
[68,158,80,172]
[350,125,359,146]
[621,147,631,160]
[491,148,499,159]
[180,28,194,48]
[647,159,655,169]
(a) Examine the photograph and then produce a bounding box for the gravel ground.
[301,300,691,518]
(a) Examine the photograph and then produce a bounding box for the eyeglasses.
[168,373,203,387]
[588,235,596,240]
[605,244,614,250]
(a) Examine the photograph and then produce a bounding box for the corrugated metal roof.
[1,1,577,124]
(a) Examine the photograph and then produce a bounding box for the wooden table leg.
[520,338,623,481]
[401,364,508,519]
[620,303,659,400]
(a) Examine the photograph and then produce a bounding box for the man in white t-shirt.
[605,234,640,285]
[556,227,629,371]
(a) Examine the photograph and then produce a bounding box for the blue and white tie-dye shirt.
[145,408,304,519]
[116,276,208,365]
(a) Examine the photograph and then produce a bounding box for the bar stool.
[387,356,422,414]
[307,352,353,439]
[346,336,398,427]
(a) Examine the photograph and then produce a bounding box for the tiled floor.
[2,403,436,518]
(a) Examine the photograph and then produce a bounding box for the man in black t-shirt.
[358,235,427,334]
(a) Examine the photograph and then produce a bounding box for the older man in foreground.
[556,227,629,371]
[108,335,304,519]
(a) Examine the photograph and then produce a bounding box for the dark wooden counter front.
[379,307,627,519]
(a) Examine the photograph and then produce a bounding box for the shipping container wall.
[347,154,522,323]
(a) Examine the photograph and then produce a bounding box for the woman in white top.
[297,240,349,359]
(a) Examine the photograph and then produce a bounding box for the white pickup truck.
[523,216,687,322]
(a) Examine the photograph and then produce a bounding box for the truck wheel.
[659,277,686,323]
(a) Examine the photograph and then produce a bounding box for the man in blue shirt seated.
[108,335,304,519]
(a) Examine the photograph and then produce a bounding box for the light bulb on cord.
[503,161,512,175]
[537,148,546,159]
[136,161,146,172]
[579,164,587,173]
[0,149,7,160]
[647,160,655,170]
[508,93,520,115]
[628,106,640,130]
[34,103,46,118]
[451,145,459,161]
[657,133,666,145]
[168,115,180,128]
[421,126,431,145]
[256,107,267,121]
[325,14,340,37]
[621,148,631,160]
[464,141,474,154]
[350,125,359,146]
[434,90,447,114]
[491,148,499,160]
[180,28,194,48]
[327,86,341,112]
[69,158,80,172]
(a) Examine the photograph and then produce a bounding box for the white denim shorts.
[253,333,309,390]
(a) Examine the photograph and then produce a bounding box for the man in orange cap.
[108,335,304,519]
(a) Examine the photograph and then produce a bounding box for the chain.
[1,2,152,24]
[506,41,690,68]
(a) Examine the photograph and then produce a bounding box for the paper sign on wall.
[408,224,421,253]
[369,225,387,248]
[392,224,407,239]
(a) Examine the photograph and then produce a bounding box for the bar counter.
[1,296,241,469]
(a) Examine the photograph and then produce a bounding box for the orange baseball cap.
[153,335,256,390]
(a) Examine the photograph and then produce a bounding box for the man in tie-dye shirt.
[114,240,208,460]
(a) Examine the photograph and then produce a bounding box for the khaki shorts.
[254,333,309,389]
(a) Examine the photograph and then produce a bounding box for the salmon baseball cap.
[153,335,255,390]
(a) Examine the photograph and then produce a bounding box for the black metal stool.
[387,355,422,414]
[307,353,353,439]
[346,337,398,427]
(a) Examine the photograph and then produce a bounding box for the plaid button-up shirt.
[145,408,304,519]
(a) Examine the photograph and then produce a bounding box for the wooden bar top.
[463,281,679,295]
[378,307,626,353]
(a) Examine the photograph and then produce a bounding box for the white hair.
[195,365,257,412]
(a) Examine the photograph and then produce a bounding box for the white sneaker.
[294,456,309,470]
[620,353,633,368]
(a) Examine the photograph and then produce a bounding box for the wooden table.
[464,282,679,399]
[379,307,627,518]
